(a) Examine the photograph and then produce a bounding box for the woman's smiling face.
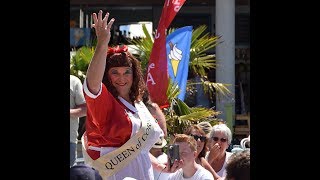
[108,67,133,97]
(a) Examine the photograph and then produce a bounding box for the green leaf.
[70,46,95,82]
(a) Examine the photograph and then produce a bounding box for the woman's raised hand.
[92,10,115,45]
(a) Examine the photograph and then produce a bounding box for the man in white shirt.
[70,75,87,166]
[168,134,214,180]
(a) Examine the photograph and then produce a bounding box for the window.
[119,22,153,40]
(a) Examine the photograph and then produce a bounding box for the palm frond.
[167,27,176,35]
[166,79,180,102]
[179,107,218,121]
[204,80,233,101]
[172,98,192,116]
[211,82,234,102]
[165,115,187,136]
[130,24,154,71]
[190,55,216,76]
[187,77,234,103]
[189,25,220,76]
[165,106,220,135]
[70,46,95,81]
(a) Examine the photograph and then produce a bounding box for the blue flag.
[166,26,192,101]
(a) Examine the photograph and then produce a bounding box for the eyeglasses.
[212,137,227,143]
[190,134,206,142]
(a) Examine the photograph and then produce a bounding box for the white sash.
[82,101,156,179]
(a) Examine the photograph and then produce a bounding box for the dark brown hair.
[225,150,250,180]
[102,51,145,103]
[142,88,155,110]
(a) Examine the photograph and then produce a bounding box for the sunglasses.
[212,137,227,143]
[190,134,206,142]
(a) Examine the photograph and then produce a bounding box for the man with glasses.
[205,123,233,178]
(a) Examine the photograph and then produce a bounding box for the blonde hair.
[197,121,212,136]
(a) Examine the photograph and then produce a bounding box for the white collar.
[118,96,138,113]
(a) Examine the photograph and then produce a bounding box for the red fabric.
[107,45,128,55]
[84,84,132,159]
[86,149,100,160]
[146,0,186,107]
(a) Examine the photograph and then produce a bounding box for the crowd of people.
[70,10,250,180]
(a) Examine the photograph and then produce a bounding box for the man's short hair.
[225,150,250,180]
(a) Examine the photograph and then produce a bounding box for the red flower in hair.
[107,45,128,55]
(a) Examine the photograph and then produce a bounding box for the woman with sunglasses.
[184,125,223,180]
[206,123,233,178]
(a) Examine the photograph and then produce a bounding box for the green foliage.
[187,76,233,104]
[164,80,221,136]
[70,46,95,82]
[131,24,233,136]
[132,24,232,101]
[165,99,220,136]
[188,25,233,102]
[166,79,181,104]
[189,25,220,77]
[130,24,154,74]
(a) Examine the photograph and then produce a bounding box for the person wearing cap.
[82,10,181,180]
[150,137,170,180]
[70,164,102,180]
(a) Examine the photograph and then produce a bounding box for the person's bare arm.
[86,10,115,94]
[200,157,222,180]
[152,103,168,138]
[70,103,87,118]
[149,152,166,172]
